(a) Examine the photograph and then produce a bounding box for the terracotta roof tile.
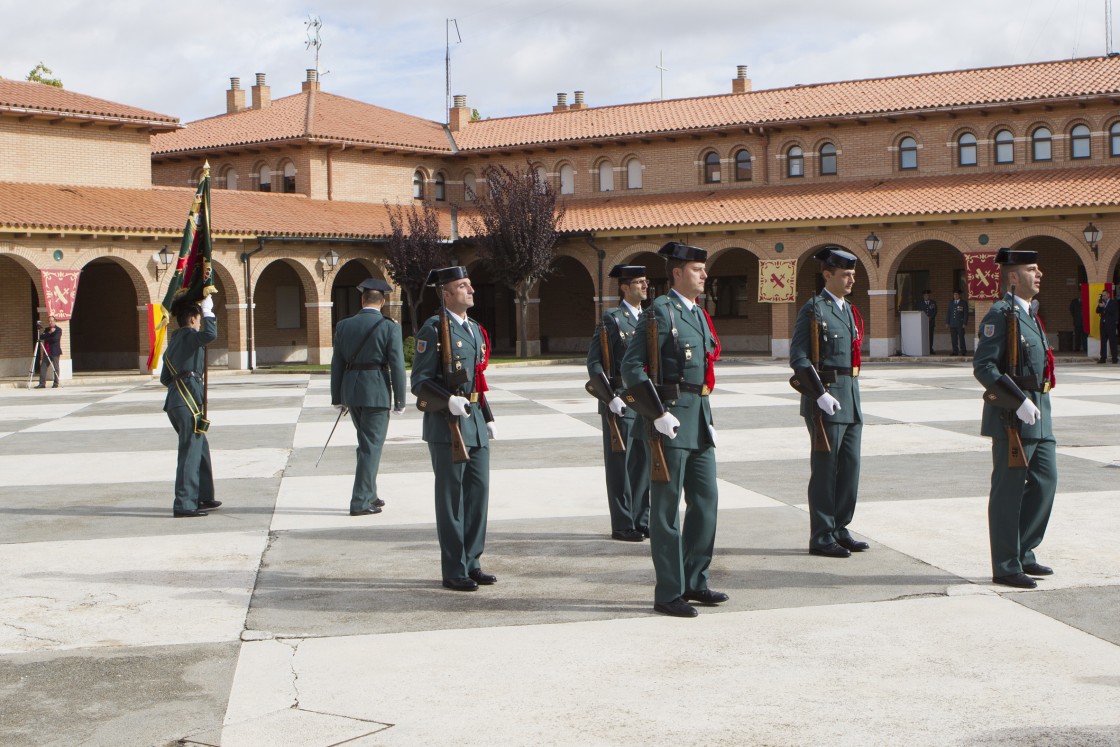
[152,90,449,155]
[0,77,178,127]
[557,166,1120,232]
[0,182,453,239]
[457,56,1120,150]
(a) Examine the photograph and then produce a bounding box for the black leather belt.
[174,371,201,382]
[678,381,711,396]
[822,366,856,377]
[347,362,388,371]
[1011,374,1051,393]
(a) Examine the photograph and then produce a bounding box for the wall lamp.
[1083,222,1101,260]
[320,249,340,277]
[154,245,174,279]
[864,232,882,267]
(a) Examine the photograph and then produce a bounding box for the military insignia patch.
[983,324,995,338]
[416,339,428,353]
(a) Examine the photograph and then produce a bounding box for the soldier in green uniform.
[330,278,407,516]
[411,266,497,591]
[160,295,220,518]
[587,264,651,542]
[620,242,726,618]
[789,246,869,558]
[973,248,1057,589]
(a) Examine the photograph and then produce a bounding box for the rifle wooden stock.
[440,309,470,465]
[808,316,831,453]
[1004,305,1029,469]
[646,312,671,483]
[593,328,626,454]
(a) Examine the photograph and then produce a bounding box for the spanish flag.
[1084,282,1115,338]
[145,303,167,371]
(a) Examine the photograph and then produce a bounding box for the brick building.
[2,57,1120,377]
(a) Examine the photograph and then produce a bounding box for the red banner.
[965,253,1000,300]
[40,270,81,320]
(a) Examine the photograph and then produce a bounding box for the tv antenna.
[306,16,329,77]
[656,50,669,100]
[1108,0,1115,55]
[446,18,462,123]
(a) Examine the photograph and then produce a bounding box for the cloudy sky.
[1,0,1114,124]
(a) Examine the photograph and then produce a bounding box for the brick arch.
[209,259,241,306]
[0,241,49,277]
[706,238,767,263]
[250,255,320,305]
[793,235,879,288]
[616,239,667,267]
[883,229,970,285]
[1005,225,1096,270]
[985,122,1017,140]
[70,247,153,305]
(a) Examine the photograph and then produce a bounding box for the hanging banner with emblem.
[758,259,797,303]
[965,253,1000,300]
[40,269,81,320]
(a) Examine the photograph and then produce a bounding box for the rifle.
[588,324,625,453]
[646,312,671,483]
[439,307,471,465]
[808,311,832,453]
[1003,291,1029,469]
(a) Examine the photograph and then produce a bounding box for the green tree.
[384,200,453,337]
[27,63,63,88]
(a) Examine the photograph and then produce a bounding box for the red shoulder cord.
[851,304,865,371]
[475,323,491,395]
[700,306,722,390]
[1035,314,1056,388]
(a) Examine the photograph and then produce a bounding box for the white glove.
[334,404,348,416]
[200,294,215,317]
[708,425,718,447]
[816,392,842,415]
[448,395,470,417]
[608,397,626,417]
[653,412,680,439]
[1016,398,1040,425]
[393,404,407,416]
[486,421,497,439]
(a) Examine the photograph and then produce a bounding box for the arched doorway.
[891,240,964,355]
[253,259,310,365]
[331,259,380,331]
[0,254,42,376]
[465,262,517,353]
[70,258,143,372]
[706,247,770,353]
[1012,235,1089,352]
[538,255,595,353]
[620,251,667,304]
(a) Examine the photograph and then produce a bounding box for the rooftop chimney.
[570,90,586,110]
[553,92,569,112]
[732,65,752,94]
[302,69,320,93]
[449,94,471,132]
[251,73,271,110]
[226,77,246,114]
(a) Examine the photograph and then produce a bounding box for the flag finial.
[202,161,211,177]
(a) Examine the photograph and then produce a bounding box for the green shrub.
[404,336,416,368]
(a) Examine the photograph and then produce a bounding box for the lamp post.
[154,245,174,279]
[1083,222,1102,260]
[864,232,881,267]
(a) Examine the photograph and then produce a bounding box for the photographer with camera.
[1097,289,1118,364]
[35,317,62,389]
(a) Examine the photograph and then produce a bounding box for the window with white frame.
[625,158,642,189]
[559,164,574,195]
[1070,124,1091,159]
[598,160,614,192]
[258,165,272,192]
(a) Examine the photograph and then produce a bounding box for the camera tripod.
[26,339,59,390]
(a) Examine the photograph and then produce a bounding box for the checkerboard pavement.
[1,362,1118,746]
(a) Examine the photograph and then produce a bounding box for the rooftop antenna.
[1108,0,1115,55]
[655,50,669,100]
[446,18,462,123]
[306,16,329,77]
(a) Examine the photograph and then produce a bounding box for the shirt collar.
[823,288,845,310]
[1011,295,1032,315]
[622,299,642,317]
[670,289,695,311]
[446,309,468,327]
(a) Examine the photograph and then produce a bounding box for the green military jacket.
[973,294,1053,440]
[330,308,406,409]
[789,292,862,424]
[586,303,641,423]
[160,316,217,412]
[620,292,715,450]
[410,312,489,448]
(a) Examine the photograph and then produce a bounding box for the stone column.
[305,301,334,364]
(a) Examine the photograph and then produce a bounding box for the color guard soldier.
[620,242,725,618]
[974,248,1057,589]
[587,264,651,542]
[161,295,220,517]
[789,246,869,558]
[330,278,407,516]
[411,266,497,591]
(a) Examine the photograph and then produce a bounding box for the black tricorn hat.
[169,297,201,318]
[425,266,469,287]
[608,264,647,279]
[994,248,1038,265]
[357,278,392,293]
[658,241,707,262]
[815,245,858,270]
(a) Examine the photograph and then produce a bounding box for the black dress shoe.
[1022,562,1053,576]
[199,500,222,510]
[653,597,698,618]
[683,589,729,605]
[809,542,851,558]
[173,509,209,517]
[611,529,644,542]
[442,577,479,591]
[837,537,870,552]
[372,498,385,508]
[639,526,650,538]
[468,569,497,585]
[350,507,383,516]
[993,573,1037,589]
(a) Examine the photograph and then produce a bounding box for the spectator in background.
[920,290,938,354]
[1098,290,1119,364]
[947,290,969,356]
[1070,296,1085,353]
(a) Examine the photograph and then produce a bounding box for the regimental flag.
[39,269,81,320]
[965,253,1000,300]
[758,259,796,303]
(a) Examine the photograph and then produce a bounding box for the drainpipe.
[584,234,605,319]
[241,239,266,370]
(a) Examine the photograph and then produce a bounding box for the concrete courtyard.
[0,360,1118,746]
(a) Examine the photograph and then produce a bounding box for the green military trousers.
[429,444,490,581]
[650,444,718,604]
[988,436,1057,576]
[805,419,862,549]
[600,414,651,533]
[168,405,214,513]
[349,406,390,513]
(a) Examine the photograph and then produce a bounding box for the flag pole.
[201,161,211,419]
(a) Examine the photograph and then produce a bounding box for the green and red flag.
[147,163,217,370]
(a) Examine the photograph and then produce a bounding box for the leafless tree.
[469,162,565,357]
[383,200,452,337]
